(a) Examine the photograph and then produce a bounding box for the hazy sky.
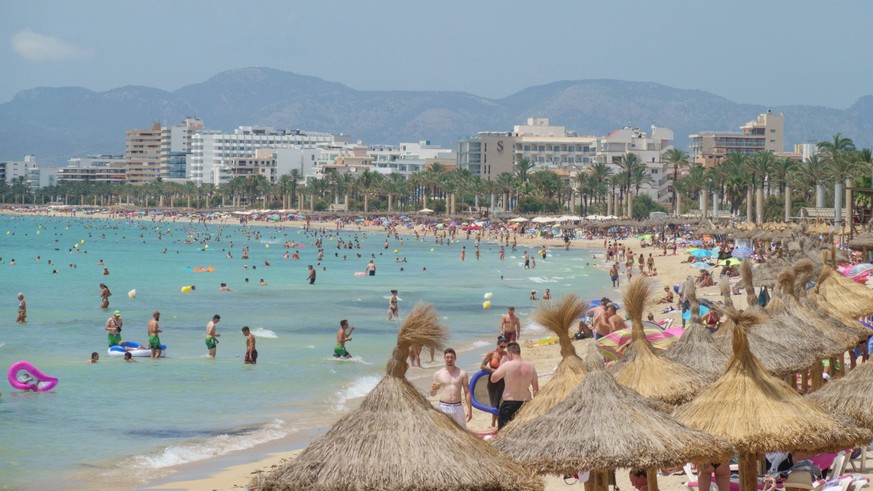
[3,1,871,108]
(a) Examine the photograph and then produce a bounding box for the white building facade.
[596,126,674,202]
[190,126,336,185]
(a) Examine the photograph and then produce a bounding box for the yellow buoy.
[181,286,193,293]
[482,301,492,309]
[393,249,398,254]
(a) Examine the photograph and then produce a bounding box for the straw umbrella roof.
[500,294,600,435]
[663,278,729,379]
[251,303,542,491]
[673,306,871,455]
[767,269,855,357]
[811,264,873,319]
[609,277,710,405]
[765,269,848,359]
[714,261,818,377]
[808,361,873,430]
[848,232,873,250]
[791,259,871,343]
[492,359,733,474]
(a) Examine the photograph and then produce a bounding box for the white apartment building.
[512,118,598,169]
[2,155,41,192]
[57,155,127,184]
[597,126,674,202]
[368,141,455,177]
[457,118,597,181]
[191,126,335,185]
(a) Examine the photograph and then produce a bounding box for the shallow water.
[0,215,609,489]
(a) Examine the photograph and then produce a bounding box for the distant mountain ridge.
[2,67,872,166]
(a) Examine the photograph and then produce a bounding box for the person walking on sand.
[430,348,472,429]
[206,314,221,358]
[105,310,123,347]
[334,319,355,358]
[99,283,111,309]
[242,326,257,364]
[16,293,26,323]
[387,290,399,320]
[499,306,521,342]
[490,342,538,430]
[147,311,162,359]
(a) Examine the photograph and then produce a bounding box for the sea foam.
[334,374,381,410]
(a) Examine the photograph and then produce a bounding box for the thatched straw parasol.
[251,303,542,491]
[808,361,873,430]
[500,294,600,435]
[792,259,870,343]
[663,278,729,379]
[811,259,873,319]
[714,261,818,377]
[493,356,733,491]
[674,307,872,491]
[609,277,709,405]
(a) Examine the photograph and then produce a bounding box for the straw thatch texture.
[251,303,542,491]
[808,362,873,430]
[848,232,873,250]
[501,295,597,435]
[765,269,848,359]
[792,259,871,343]
[493,362,734,474]
[664,278,729,379]
[812,266,873,319]
[674,307,872,454]
[609,277,709,405]
[714,261,818,377]
[769,269,856,355]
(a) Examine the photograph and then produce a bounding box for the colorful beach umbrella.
[719,258,741,266]
[732,247,754,259]
[689,249,712,258]
[596,322,684,361]
[683,304,710,320]
[691,262,713,269]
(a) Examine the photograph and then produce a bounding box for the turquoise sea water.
[0,214,609,489]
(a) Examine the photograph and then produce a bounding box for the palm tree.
[382,173,407,212]
[664,148,690,215]
[743,151,776,223]
[818,133,857,227]
[714,152,749,215]
[514,158,534,184]
[495,172,515,212]
[616,152,642,217]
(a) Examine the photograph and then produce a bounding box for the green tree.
[664,148,690,215]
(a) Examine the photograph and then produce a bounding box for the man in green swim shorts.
[334,319,355,358]
[105,310,123,347]
[205,314,221,358]
[148,310,163,359]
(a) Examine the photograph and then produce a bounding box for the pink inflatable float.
[7,360,59,392]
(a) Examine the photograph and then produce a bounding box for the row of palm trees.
[3,133,870,221]
[665,134,873,223]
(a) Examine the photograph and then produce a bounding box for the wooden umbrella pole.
[801,370,809,394]
[738,452,758,491]
[811,360,823,391]
[647,468,660,491]
[584,472,594,491]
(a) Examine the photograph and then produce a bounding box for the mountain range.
[2,67,872,167]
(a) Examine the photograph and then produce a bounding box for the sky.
[2,1,872,109]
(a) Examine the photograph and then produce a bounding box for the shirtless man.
[242,326,257,364]
[430,348,472,429]
[147,311,162,359]
[205,314,221,358]
[593,303,625,339]
[334,319,354,358]
[490,342,538,430]
[105,310,123,347]
[499,306,521,342]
